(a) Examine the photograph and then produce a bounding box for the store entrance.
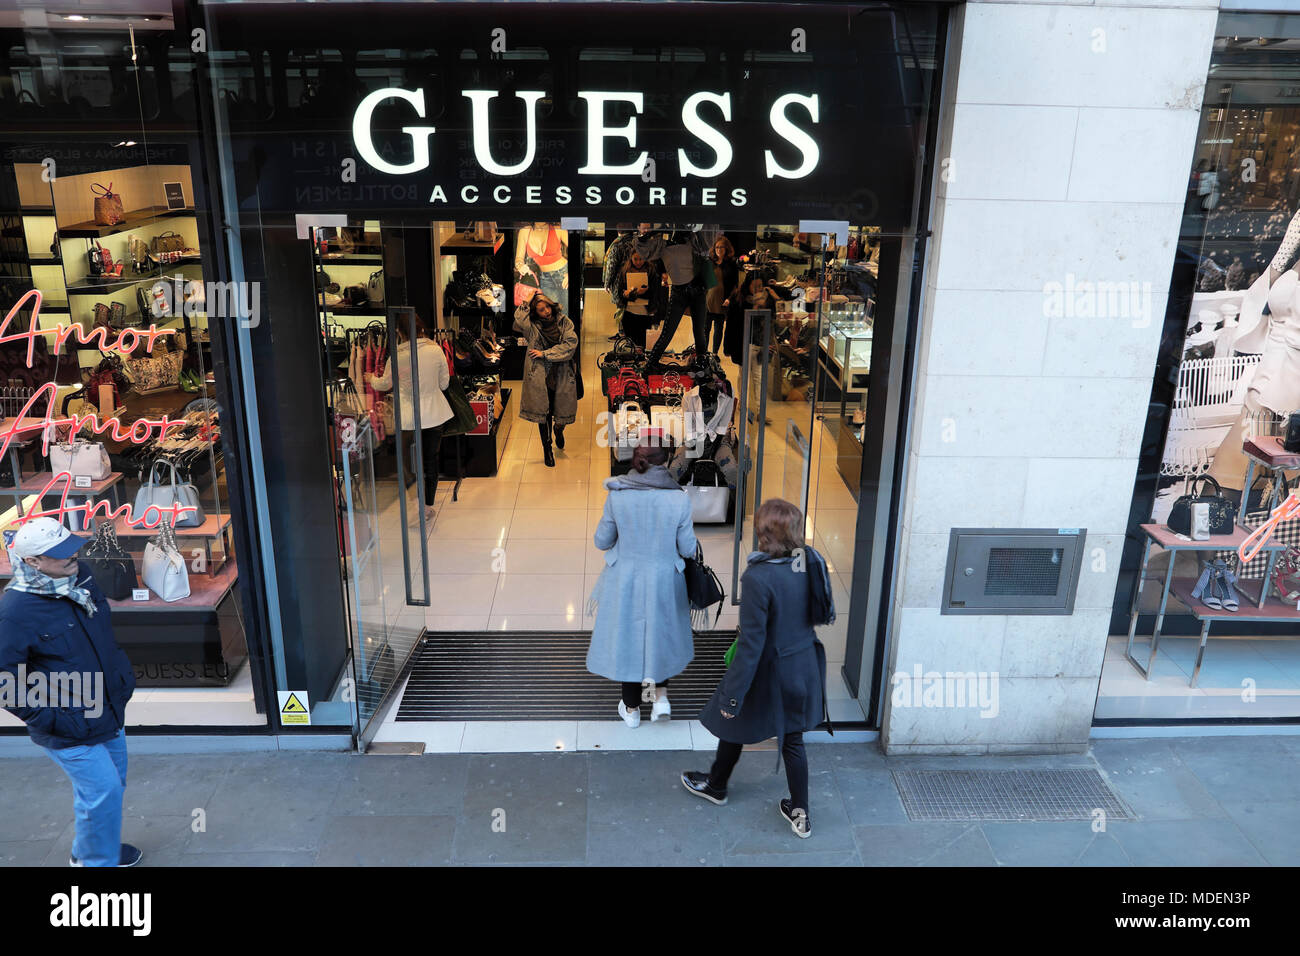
[308,219,879,740]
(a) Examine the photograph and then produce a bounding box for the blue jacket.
[0,573,135,749]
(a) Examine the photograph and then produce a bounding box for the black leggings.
[620,679,670,709]
[706,311,726,352]
[404,424,444,506]
[708,732,809,812]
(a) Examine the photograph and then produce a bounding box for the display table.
[1125,522,1292,686]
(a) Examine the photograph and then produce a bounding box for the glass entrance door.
[313,224,430,744]
[730,238,830,600]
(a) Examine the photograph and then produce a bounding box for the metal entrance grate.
[892,769,1135,822]
[396,631,734,721]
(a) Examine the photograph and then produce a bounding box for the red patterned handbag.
[1271,547,1300,606]
[607,367,647,401]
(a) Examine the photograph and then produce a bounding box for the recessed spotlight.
[64,14,87,21]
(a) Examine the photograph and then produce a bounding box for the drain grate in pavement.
[891,769,1135,822]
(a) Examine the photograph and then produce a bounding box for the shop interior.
[311,220,881,741]
[0,158,261,730]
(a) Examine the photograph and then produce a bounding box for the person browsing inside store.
[586,440,698,726]
[0,517,140,866]
[706,236,741,356]
[682,498,834,840]
[614,247,665,349]
[367,315,452,525]
[515,291,579,467]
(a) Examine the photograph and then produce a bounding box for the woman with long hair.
[514,292,578,467]
[682,498,834,839]
[705,235,740,355]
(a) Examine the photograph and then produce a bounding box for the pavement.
[2,735,1299,866]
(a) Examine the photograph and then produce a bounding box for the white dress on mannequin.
[1250,268,1300,415]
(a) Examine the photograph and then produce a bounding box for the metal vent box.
[941,528,1086,615]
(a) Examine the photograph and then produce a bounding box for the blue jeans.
[538,268,567,312]
[43,728,128,866]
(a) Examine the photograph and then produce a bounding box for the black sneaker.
[681,771,727,806]
[70,843,143,867]
[779,799,811,839]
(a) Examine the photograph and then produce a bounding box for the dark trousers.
[705,311,726,353]
[622,310,653,350]
[404,424,444,506]
[647,283,706,367]
[708,732,809,812]
[620,679,670,709]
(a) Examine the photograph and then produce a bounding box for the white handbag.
[134,460,205,529]
[649,400,685,445]
[684,459,730,523]
[50,440,111,480]
[610,401,647,462]
[142,522,190,602]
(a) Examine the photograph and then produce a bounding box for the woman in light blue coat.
[587,442,697,727]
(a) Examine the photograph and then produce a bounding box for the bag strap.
[1192,473,1223,498]
[91,182,114,197]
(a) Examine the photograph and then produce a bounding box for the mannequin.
[1207,253,1300,494]
[516,222,569,309]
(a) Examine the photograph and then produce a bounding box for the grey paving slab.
[120,755,234,818]
[151,850,319,867]
[981,821,1110,866]
[1218,800,1300,866]
[587,819,725,866]
[0,840,56,866]
[920,826,999,866]
[38,814,195,867]
[807,742,888,770]
[1168,736,1300,806]
[315,815,456,866]
[1107,819,1269,867]
[714,764,855,856]
[1073,833,1133,867]
[189,753,353,854]
[329,754,468,816]
[1089,739,1226,821]
[725,849,862,866]
[835,769,911,826]
[0,758,82,843]
[453,753,589,864]
[853,822,984,866]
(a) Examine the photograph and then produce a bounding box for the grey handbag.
[367,270,385,308]
[133,460,205,529]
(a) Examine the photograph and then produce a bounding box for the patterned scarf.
[5,548,98,616]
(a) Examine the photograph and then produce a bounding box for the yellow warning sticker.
[278,691,311,725]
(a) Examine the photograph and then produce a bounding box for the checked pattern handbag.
[1233,473,1300,579]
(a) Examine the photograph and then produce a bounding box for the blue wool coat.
[586,483,698,683]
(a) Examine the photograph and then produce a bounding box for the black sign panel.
[205,2,940,228]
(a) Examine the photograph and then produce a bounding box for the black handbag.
[86,239,104,277]
[1168,474,1234,536]
[1285,412,1300,454]
[683,542,725,631]
[81,523,137,600]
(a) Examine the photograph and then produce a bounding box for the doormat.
[396,630,734,721]
[891,769,1136,822]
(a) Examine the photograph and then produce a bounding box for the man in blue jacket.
[0,517,140,866]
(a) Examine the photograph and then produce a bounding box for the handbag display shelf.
[0,470,124,526]
[55,204,195,241]
[1125,522,1294,688]
[108,511,234,576]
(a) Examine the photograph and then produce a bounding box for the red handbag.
[607,367,647,401]
[1272,547,1300,605]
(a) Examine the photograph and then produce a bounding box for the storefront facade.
[0,0,946,747]
[7,0,1291,755]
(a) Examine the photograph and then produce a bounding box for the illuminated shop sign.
[352,87,820,209]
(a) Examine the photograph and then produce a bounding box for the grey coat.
[700,552,831,744]
[514,306,578,425]
[586,471,698,683]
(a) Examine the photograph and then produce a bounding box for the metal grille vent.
[892,769,1135,822]
[984,547,1064,596]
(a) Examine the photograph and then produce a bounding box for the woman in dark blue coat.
[682,498,834,838]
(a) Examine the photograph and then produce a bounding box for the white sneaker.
[618,701,641,728]
[651,695,671,722]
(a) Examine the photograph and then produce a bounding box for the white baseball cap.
[9,518,86,560]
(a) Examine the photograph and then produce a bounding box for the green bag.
[441,375,478,437]
[723,635,738,668]
[697,254,720,290]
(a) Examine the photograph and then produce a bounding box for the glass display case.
[819,309,873,496]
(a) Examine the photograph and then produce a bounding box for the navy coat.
[700,552,831,744]
[0,574,135,749]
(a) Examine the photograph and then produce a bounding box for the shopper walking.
[705,236,741,355]
[682,498,834,839]
[0,518,140,866]
[368,315,453,524]
[515,291,579,467]
[613,247,665,349]
[587,441,697,726]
